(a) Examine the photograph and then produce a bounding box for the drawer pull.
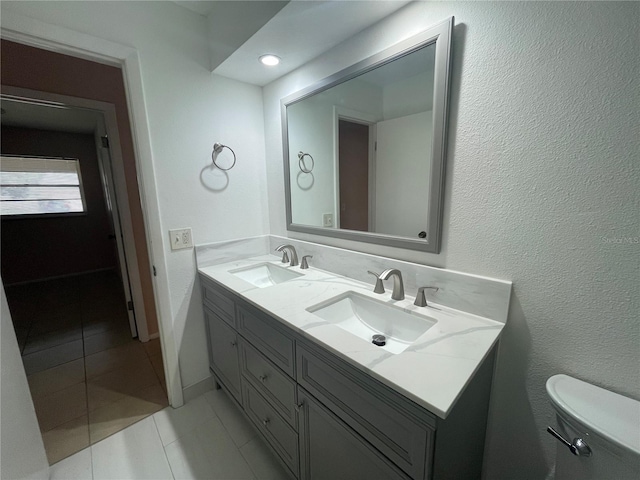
[262,418,270,427]
[259,374,268,382]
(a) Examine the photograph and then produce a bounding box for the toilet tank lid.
[546,374,640,455]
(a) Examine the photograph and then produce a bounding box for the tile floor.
[49,388,290,480]
[5,270,167,464]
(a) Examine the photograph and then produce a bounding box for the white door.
[96,134,138,338]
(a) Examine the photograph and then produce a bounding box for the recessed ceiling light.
[259,54,280,66]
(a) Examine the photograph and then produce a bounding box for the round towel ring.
[212,143,236,171]
[298,151,314,173]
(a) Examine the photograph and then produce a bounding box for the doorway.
[338,119,370,231]
[0,95,167,464]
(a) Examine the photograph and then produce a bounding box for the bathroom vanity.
[197,241,510,480]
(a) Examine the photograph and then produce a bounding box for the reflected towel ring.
[298,151,314,173]
[212,143,236,171]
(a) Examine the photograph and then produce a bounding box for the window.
[0,156,86,216]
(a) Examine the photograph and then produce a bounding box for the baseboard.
[148,332,160,340]
[182,375,214,403]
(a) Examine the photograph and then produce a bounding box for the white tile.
[153,394,216,446]
[204,389,256,447]
[165,416,254,480]
[49,447,92,480]
[240,436,291,480]
[91,416,172,480]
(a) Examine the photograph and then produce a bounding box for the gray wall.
[263,2,639,478]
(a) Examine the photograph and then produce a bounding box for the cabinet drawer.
[237,304,295,377]
[243,380,299,477]
[240,340,298,429]
[205,307,241,403]
[201,278,236,327]
[297,345,433,480]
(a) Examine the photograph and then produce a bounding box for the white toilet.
[546,374,640,480]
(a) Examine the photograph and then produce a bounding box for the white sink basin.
[229,263,303,288]
[307,292,437,354]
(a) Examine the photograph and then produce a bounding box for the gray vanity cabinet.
[200,275,496,480]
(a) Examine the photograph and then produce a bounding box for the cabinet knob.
[295,401,304,412]
[230,340,237,347]
[262,418,270,427]
[259,374,268,382]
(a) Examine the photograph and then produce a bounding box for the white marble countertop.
[198,255,505,419]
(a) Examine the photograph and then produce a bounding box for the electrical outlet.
[169,228,193,250]
[323,213,333,227]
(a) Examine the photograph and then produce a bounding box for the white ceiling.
[211,0,412,86]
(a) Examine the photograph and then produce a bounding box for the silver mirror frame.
[281,16,453,253]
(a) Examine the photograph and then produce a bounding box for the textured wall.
[264,2,639,478]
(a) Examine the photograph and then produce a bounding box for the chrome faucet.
[380,269,405,300]
[275,244,299,267]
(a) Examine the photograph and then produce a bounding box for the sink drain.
[372,334,386,347]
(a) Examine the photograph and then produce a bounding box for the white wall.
[1,282,49,480]
[1,1,270,391]
[263,2,639,478]
[375,111,432,237]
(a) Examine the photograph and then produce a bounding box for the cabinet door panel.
[297,345,432,479]
[205,307,241,402]
[298,389,410,480]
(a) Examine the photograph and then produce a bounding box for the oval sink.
[307,291,437,354]
[229,263,303,288]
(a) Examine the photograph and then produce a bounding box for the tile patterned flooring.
[50,388,290,479]
[5,270,167,465]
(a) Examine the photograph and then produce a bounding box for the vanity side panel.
[432,346,497,480]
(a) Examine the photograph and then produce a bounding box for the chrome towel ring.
[298,151,314,173]
[212,143,236,171]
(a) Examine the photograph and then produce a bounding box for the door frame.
[93,119,138,338]
[1,10,184,406]
[332,106,377,230]
[0,88,147,340]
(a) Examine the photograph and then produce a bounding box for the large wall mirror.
[282,17,453,253]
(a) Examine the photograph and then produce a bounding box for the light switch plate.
[169,228,193,250]
[323,213,333,227]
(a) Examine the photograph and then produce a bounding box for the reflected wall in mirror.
[282,17,453,253]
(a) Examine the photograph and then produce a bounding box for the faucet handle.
[301,255,313,269]
[280,250,290,264]
[414,286,439,307]
[367,271,385,294]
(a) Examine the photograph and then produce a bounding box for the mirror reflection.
[287,44,435,239]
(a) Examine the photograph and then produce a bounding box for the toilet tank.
[546,374,640,480]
